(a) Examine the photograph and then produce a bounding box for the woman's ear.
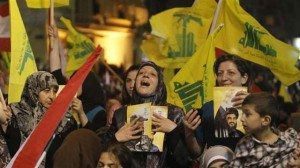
[241,74,248,85]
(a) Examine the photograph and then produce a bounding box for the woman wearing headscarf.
[53,129,102,168]
[101,61,189,168]
[4,71,77,167]
[106,64,140,128]
[72,71,107,131]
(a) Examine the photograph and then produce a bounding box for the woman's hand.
[115,117,143,142]
[72,98,88,126]
[0,109,6,124]
[48,22,58,39]
[152,112,177,133]
[231,91,249,108]
[183,109,201,130]
[183,109,204,158]
[72,98,84,115]
[0,102,9,124]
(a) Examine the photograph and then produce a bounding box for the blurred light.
[77,27,134,68]
[292,37,300,49]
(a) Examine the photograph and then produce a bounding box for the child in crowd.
[97,142,135,168]
[230,92,300,167]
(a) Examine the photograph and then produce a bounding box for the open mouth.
[141,80,150,86]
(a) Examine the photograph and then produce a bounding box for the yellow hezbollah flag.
[215,0,300,85]
[60,17,95,77]
[168,25,223,112]
[9,0,37,103]
[141,0,216,69]
[26,0,69,8]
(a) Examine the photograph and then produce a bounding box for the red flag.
[0,2,10,51]
[10,46,102,167]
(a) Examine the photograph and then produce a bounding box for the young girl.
[98,142,134,168]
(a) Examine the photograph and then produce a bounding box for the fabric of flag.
[278,84,292,103]
[215,0,300,86]
[60,17,96,77]
[168,25,223,112]
[8,0,37,103]
[9,46,102,168]
[141,0,216,69]
[0,2,10,52]
[25,0,69,8]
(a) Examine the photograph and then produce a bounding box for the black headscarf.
[131,61,167,105]
[76,72,106,113]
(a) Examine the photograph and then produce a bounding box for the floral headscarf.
[9,71,59,142]
[131,61,167,105]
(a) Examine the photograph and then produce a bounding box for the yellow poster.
[151,106,167,152]
[126,103,167,152]
[213,87,247,138]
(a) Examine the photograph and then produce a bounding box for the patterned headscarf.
[9,71,59,142]
[131,61,167,105]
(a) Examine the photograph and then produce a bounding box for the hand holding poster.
[213,87,247,138]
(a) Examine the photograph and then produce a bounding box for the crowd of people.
[0,52,299,168]
[0,17,299,168]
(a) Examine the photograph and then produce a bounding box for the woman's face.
[98,152,122,168]
[135,66,158,97]
[125,70,138,97]
[38,87,57,109]
[216,61,248,87]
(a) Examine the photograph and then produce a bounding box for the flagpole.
[208,0,224,35]
[49,0,54,51]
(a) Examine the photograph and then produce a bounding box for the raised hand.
[183,109,201,132]
[231,90,249,108]
[72,98,84,115]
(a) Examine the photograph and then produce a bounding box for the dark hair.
[100,142,134,168]
[71,71,106,112]
[226,107,239,118]
[213,54,252,91]
[122,64,140,105]
[242,92,279,127]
